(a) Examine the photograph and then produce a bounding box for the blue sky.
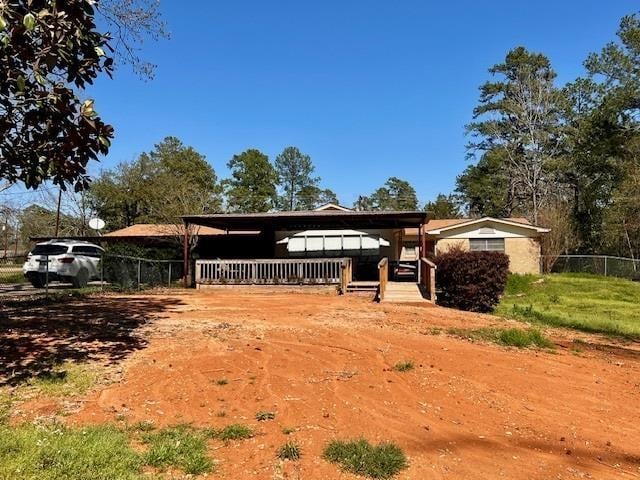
[6,1,638,207]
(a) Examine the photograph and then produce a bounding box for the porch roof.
[183,210,427,231]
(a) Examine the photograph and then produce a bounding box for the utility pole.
[54,186,62,238]
[2,210,7,259]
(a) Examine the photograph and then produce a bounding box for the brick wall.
[434,237,541,274]
[504,237,541,274]
[435,238,469,254]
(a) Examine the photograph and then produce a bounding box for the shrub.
[435,248,509,312]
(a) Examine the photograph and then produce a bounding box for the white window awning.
[277,229,390,253]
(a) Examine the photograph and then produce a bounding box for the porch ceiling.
[183,210,427,231]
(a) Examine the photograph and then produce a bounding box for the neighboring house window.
[470,238,505,252]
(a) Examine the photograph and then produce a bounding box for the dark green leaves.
[0,0,114,190]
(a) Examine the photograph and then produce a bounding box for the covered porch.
[182,210,436,302]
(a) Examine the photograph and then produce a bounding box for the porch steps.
[381,281,429,303]
[345,281,380,294]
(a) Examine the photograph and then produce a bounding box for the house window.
[470,238,505,252]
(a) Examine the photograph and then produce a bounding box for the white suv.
[23,240,104,288]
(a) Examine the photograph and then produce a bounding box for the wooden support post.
[183,221,189,288]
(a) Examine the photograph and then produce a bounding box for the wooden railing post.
[419,257,437,302]
[377,257,388,301]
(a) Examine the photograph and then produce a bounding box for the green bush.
[435,249,510,312]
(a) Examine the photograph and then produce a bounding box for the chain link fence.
[0,255,28,294]
[101,254,184,290]
[546,255,640,279]
[0,253,184,298]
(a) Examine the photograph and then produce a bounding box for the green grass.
[448,327,554,349]
[323,438,408,479]
[0,391,13,425]
[496,273,640,338]
[0,423,141,480]
[0,420,259,479]
[215,423,253,441]
[141,424,214,475]
[26,362,100,397]
[392,361,414,372]
[255,411,276,421]
[277,441,301,461]
[0,271,27,284]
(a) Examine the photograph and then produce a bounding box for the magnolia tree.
[0,1,114,191]
[0,0,166,191]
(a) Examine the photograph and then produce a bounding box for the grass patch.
[129,420,155,432]
[0,421,252,478]
[255,411,276,421]
[277,441,301,460]
[0,423,141,480]
[215,378,229,386]
[141,424,214,475]
[448,327,554,349]
[496,273,640,338]
[392,361,414,372]
[0,391,13,424]
[282,426,296,435]
[323,438,408,479]
[26,361,100,397]
[215,423,253,441]
[0,271,27,284]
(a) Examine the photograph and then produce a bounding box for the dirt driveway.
[8,288,640,479]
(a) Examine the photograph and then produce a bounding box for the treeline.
[450,13,640,260]
[2,137,430,251]
[36,138,427,234]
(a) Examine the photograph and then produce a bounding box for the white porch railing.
[196,258,350,286]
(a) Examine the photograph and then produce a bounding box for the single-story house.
[181,204,549,299]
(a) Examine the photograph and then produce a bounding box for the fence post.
[604,256,608,277]
[168,263,172,287]
[45,254,49,297]
[137,260,141,290]
[101,255,105,291]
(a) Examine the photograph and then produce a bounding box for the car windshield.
[31,244,69,256]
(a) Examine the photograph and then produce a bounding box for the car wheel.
[72,268,89,288]
[30,276,45,288]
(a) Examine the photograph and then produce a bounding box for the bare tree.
[538,200,579,272]
[97,0,169,79]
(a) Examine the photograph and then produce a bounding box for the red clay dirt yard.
[9,288,640,479]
